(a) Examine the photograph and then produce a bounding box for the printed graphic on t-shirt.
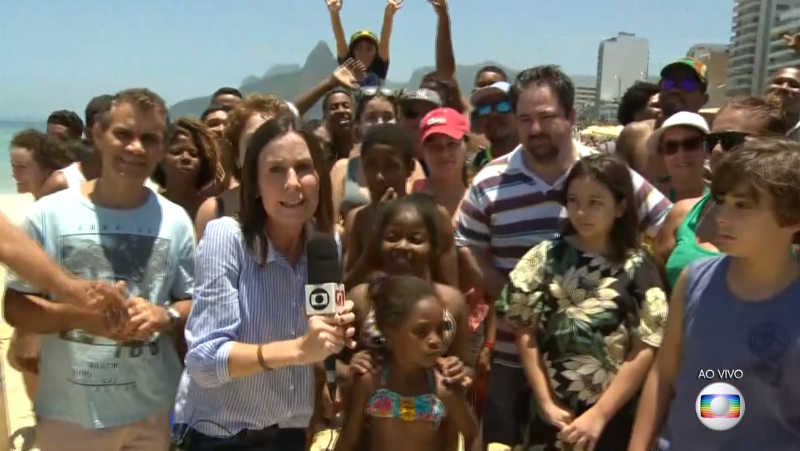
[57,224,171,391]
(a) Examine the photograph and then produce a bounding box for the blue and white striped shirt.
[174,217,334,436]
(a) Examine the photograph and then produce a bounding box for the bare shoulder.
[347,205,372,230]
[331,157,349,174]
[194,196,219,239]
[436,283,466,311]
[347,283,371,318]
[353,368,379,395]
[666,197,702,225]
[39,172,69,197]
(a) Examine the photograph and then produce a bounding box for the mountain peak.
[303,41,335,74]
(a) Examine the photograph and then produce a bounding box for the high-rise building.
[727,0,799,96]
[594,32,649,120]
[767,7,800,81]
[687,43,730,108]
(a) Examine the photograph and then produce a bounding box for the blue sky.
[0,0,732,120]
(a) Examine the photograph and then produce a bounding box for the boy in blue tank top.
[628,138,800,451]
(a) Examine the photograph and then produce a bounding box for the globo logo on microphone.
[309,288,331,311]
[305,283,344,316]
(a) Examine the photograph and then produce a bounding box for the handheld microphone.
[305,233,345,404]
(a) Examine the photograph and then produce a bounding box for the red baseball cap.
[420,107,469,143]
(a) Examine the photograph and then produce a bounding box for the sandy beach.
[0,194,33,226]
[0,193,37,451]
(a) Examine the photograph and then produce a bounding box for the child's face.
[385,296,445,368]
[362,144,410,201]
[352,39,377,66]
[715,190,800,258]
[379,208,433,276]
[565,175,624,242]
[359,98,396,135]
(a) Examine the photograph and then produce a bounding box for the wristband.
[257,345,273,371]
[483,341,494,350]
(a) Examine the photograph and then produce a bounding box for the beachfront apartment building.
[767,6,800,82]
[727,0,800,96]
[594,32,649,119]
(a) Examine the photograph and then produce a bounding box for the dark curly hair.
[617,82,660,126]
[10,129,73,172]
[370,275,441,333]
[152,117,223,190]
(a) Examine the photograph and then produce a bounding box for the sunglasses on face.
[704,131,750,152]
[475,100,512,116]
[358,87,396,101]
[660,136,704,155]
[661,78,701,92]
[402,106,434,119]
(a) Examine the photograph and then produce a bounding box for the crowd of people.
[4,1,800,450]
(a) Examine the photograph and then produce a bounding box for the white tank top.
[58,162,159,192]
[59,163,86,188]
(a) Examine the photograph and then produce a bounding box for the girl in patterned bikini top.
[335,276,481,451]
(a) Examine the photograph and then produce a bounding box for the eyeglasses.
[661,78,702,92]
[475,100,512,116]
[358,87,396,101]
[704,131,750,152]
[660,136,704,155]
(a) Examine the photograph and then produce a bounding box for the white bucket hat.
[646,111,710,154]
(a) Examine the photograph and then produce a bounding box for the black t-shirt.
[338,54,389,87]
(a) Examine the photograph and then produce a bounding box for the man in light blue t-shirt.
[4,88,195,451]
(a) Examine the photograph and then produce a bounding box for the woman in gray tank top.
[628,139,800,451]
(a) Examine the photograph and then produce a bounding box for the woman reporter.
[173,114,355,451]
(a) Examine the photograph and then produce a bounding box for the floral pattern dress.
[496,237,668,451]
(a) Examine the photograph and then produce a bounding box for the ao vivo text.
[697,369,744,380]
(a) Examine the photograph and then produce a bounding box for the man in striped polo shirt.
[454,65,671,448]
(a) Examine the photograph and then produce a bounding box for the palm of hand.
[334,59,366,89]
[386,0,403,12]
[326,0,342,12]
[333,68,356,88]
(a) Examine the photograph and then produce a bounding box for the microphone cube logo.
[305,284,338,315]
[695,382,745,431]
[309,288,331,310]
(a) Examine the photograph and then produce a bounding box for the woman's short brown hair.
[152,117,223,190]
[223,94,289,181]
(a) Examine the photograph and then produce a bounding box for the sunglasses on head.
[661,78,702,92]
[660,136,704,156]
[358,87,396,101]
[476,100,512,117]
[704,131,750,152]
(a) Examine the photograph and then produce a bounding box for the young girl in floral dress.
[497,154,668,451]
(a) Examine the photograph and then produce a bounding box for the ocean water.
[0,121,46,195]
